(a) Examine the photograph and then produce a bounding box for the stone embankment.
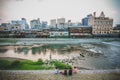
[0,70,120,80]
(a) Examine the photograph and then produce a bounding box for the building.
[50,28,69,38]
[50,18,76,28]
[0,23,11,31]
[82,14,92,26]
[41,28,50,38]
[11,23,22,30]
[112,24,120,37]
[50,19,57,27]
[68,26,92,38]
[0,24,6,31]
[21,18,29,29]
[42,21,48,28]
[30,18,42,29]
[11,18,29,30]
[57,18,65,27]
[88,12,113,36]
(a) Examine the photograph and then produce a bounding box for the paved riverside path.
[0,70,120,80]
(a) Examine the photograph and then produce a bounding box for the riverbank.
[0,38,120,46]
[0,70,120,80]
[0,58,72,70]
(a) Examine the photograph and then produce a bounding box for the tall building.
[50,19,56,27]
[30,18,42,29]
[67,20,72,26]
[50,18,66,28]
[88,11,113,35]
[11,18,29,30]
[57,18,65,27]
[0,23,11,30]
[21,18,29,29]
[42,21,48,28]
[82,14,92,26]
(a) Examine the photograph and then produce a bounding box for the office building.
[82,14,92,26]
[50,19,57,27]
[30,18,42,29]
[11,18,29,30]
[57,18,65,27]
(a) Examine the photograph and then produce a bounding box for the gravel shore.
[0,70,120,80]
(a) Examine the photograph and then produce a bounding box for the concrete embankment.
[0,38,102,45]
[0,70,120,80]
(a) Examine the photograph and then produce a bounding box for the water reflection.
[0,49,8,53]
[17,47,28,54]
[14,44,83,55]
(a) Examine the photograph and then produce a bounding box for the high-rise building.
[82,14,92,26]
[21,18,29,29]
[30,18,42,29]
[57,18,65,27]
[0,23,11,30]
[42,21,48,28]
[11,18,29,30]
[50,19,56,27]
[88,11,113,35]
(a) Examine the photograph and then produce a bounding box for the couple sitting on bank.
[54,66,78,76]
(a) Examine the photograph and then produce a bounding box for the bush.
[0,60,11,69]
[54,61,71,69]
[37,58,44,65]
[11,60,20,67]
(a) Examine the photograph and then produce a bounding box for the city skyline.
[0,0,120,25]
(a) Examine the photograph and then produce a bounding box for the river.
[0,40,120,69]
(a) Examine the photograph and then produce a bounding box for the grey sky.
[0,0,120,25]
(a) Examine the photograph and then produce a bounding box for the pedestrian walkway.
[0,70,120,80]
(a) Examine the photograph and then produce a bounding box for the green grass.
[53,61,71,69]
[0,38,18,43]
[0,59,71,70]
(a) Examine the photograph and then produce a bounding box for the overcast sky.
[0,0,120,25]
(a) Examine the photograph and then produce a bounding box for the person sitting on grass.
[73,66,78,74]
[64,68,68,76]
[54,67,59,74]
[68,67,73,76]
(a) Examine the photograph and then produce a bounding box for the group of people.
[54,66,78,76]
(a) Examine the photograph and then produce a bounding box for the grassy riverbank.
[0,58,71,70]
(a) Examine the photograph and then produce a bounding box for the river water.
[0,42,120,69]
